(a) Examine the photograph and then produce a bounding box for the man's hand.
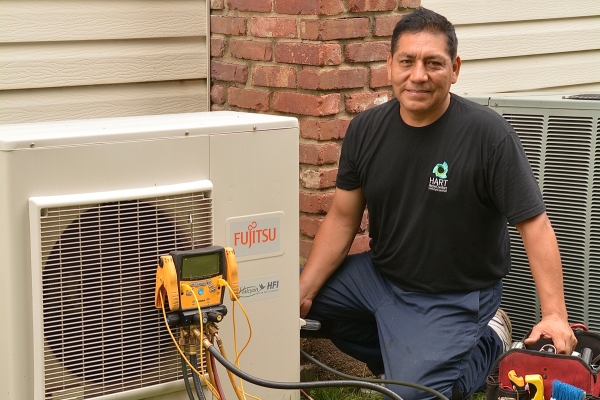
[524,314,577,354]
[300,296,312,319]
[516,212,576,355]
[298,188,367,320]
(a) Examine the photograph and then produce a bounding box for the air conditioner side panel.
[210,128,300,400]
[0,152,29,400]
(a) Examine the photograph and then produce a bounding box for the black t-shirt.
[336,94,545,292]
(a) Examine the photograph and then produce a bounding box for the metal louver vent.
[497,103,600,338]
[502,114,544,180]
[543,116,593,328]
[501,114,545,340]
[591,131,600,331]
[37,191,212,400]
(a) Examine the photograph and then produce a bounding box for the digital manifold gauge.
[155,245,239,326]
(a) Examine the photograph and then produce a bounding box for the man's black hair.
[391,7,458,60]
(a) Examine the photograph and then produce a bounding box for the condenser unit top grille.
[0,111,298,151]
[488,93,600,111]
[564,94,600,101]
[30,182,213,399]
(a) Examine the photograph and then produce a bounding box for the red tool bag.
[486,324,600,400]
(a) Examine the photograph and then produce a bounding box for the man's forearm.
[517,212,568,319]
[299,188,366,317]
[516,212,576,353]
[300,213,360,300]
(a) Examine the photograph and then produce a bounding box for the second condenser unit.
[472,94,600,338]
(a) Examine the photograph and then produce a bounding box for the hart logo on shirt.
[429,162,449,192]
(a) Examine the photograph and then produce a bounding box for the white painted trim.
[29,180,213,209]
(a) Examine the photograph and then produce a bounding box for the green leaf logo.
[433,162,448,179]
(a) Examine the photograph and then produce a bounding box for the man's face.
[387,30,461,126]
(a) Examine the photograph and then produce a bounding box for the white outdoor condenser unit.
[472,94,600,339]
[0,111,300,400]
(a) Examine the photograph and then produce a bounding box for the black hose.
[205,344,405,400]
[190,354,207,400]
[181,356,197,400]
[300,349,449,400]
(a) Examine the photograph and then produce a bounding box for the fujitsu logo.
[233,221,277,249]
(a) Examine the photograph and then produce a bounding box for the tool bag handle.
[486,323,600,400]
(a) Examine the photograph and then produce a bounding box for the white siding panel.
[421,0,600,24]
[421,0,600,93]
[0,0,209,124]
[0,38,207,90]
[457,17,600,60]
[0,80,208,124]
[453,51,600,95]
[0,0,207,42]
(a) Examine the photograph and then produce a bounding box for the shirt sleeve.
[485,130,546,225]
[335,120,362,191]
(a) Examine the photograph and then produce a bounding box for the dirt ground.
[300,337,377,381]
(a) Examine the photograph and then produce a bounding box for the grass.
[301,387,383,400]
[300,387,487,400]
[469,392,486,400]
[299,349,487,400]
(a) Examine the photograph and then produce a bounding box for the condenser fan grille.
[38,192,212,399]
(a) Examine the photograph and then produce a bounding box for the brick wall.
[210,0,420,264]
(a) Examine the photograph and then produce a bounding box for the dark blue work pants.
[304,252,504,400]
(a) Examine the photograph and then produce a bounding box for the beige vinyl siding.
[518,82,600,94]
[1,81,207,123]
[421,0,600,95]
[0,0,208,124]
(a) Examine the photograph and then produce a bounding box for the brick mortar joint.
[212,8,409,16]
[211,28,397,41]
[300,162,340,169]
[300,186,336,193]
[299,135,342,142]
